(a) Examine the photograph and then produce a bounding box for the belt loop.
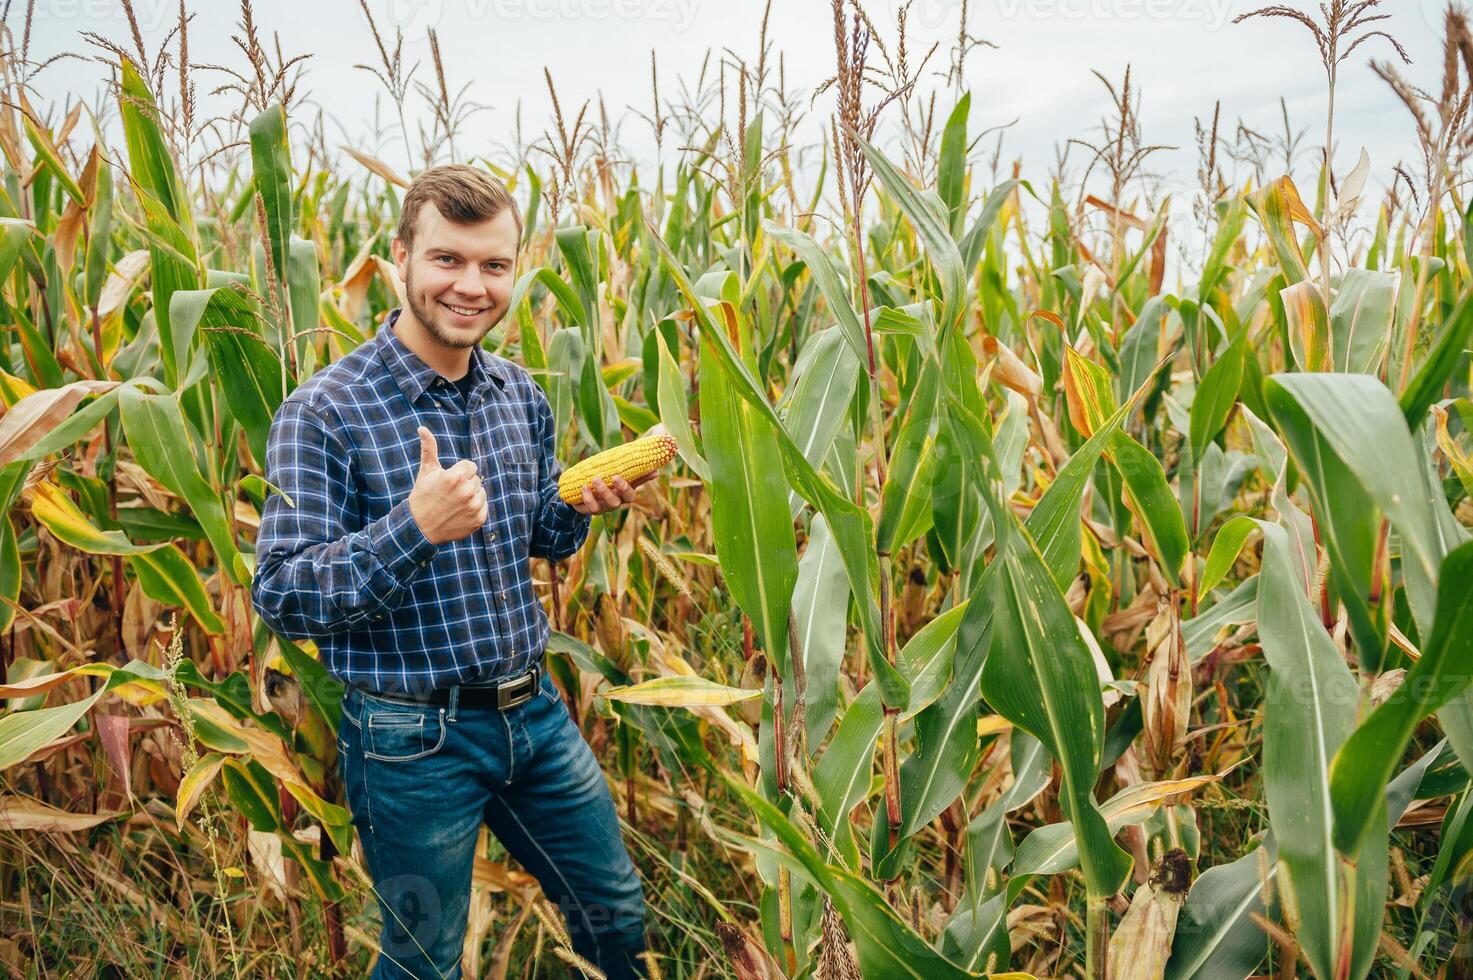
[448,685,460,722]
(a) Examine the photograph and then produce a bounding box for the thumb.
[417,426,441,474]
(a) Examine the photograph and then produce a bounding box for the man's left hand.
[568,473,657,516]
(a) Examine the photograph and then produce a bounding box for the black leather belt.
[357,663,541,710]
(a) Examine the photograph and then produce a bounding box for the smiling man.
[251,165,650,979]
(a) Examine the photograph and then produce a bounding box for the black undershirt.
[452,369,477,402]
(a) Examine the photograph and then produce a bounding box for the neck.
[392,306,472,379]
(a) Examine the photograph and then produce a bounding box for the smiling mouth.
[440,301,487,317]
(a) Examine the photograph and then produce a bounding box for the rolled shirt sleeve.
[528,382,591,561]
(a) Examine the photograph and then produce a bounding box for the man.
[251,165,650,979]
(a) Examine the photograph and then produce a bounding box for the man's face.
[391,203,520,349]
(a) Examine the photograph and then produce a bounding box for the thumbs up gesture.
[408,427,489,545]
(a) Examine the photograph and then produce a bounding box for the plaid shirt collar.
[376,307,507,403]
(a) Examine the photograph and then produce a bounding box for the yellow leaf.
[977,715,1013,738]
[176,752,228,827]
[30,481,166,556]
[1062,344,1117,438]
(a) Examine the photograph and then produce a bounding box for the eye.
[435,255,455,264]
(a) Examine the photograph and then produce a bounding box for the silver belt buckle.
[496,667,537,709]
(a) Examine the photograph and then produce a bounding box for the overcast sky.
[22,0,1454,268]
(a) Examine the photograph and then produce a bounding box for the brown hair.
[396,164,522,249]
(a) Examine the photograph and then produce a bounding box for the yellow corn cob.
[558,435,677,504]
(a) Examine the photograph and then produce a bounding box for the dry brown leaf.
[981,334,1042,400]
[338,237,383,321]
[115,459,175,510]
[340,145,411,188]
[1142,599,1190,775]
[95,714,133,800]
[372,254,405,305]
[247,828,288,901]
[714,922,784,980]
[1107,849,1191,979]
[53,199,84,280]
[96,249,151,320]
[0,795,124,832]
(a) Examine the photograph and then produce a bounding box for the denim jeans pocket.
[362,700,448,762]
[537,669,561,706]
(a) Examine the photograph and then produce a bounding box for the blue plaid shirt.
[250,310,591,694]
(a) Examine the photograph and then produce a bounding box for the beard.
[403,268,506,349]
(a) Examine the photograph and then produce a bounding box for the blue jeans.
[337,667,648,979]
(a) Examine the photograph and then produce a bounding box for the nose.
[452,262,487,299]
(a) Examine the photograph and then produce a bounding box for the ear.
[391,235,410,280]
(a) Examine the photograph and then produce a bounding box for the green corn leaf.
[764,220,869,367]
[936,92,971,233]
[1400,286,1473,430]
[1329,541,1473,855]
[654,227,908,708]
[855,134,966,340]
[980,515,1134,899]
[1111,431,1190,587]
[779,325,861,517]
[654,328,709,481]
[729,779,982,978]
[248,103,292,295]
[792,513,851,746]
[877,359,940,555]
[129,544,227,635]
[1329,267,1399,374]
[118,386,247,586]
[1199,515,1258,595]
[699,332,798,671]
[202,317,291,466]
[1256,519,1384,980]
[1266,372,1450,666]
[119,59,188,225]
[1189,327,1247,467]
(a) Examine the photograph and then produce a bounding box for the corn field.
[2,0,1473,976]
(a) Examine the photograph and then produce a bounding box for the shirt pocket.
[494,445,539,534]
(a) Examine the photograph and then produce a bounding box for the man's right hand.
[408,426,489,545]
